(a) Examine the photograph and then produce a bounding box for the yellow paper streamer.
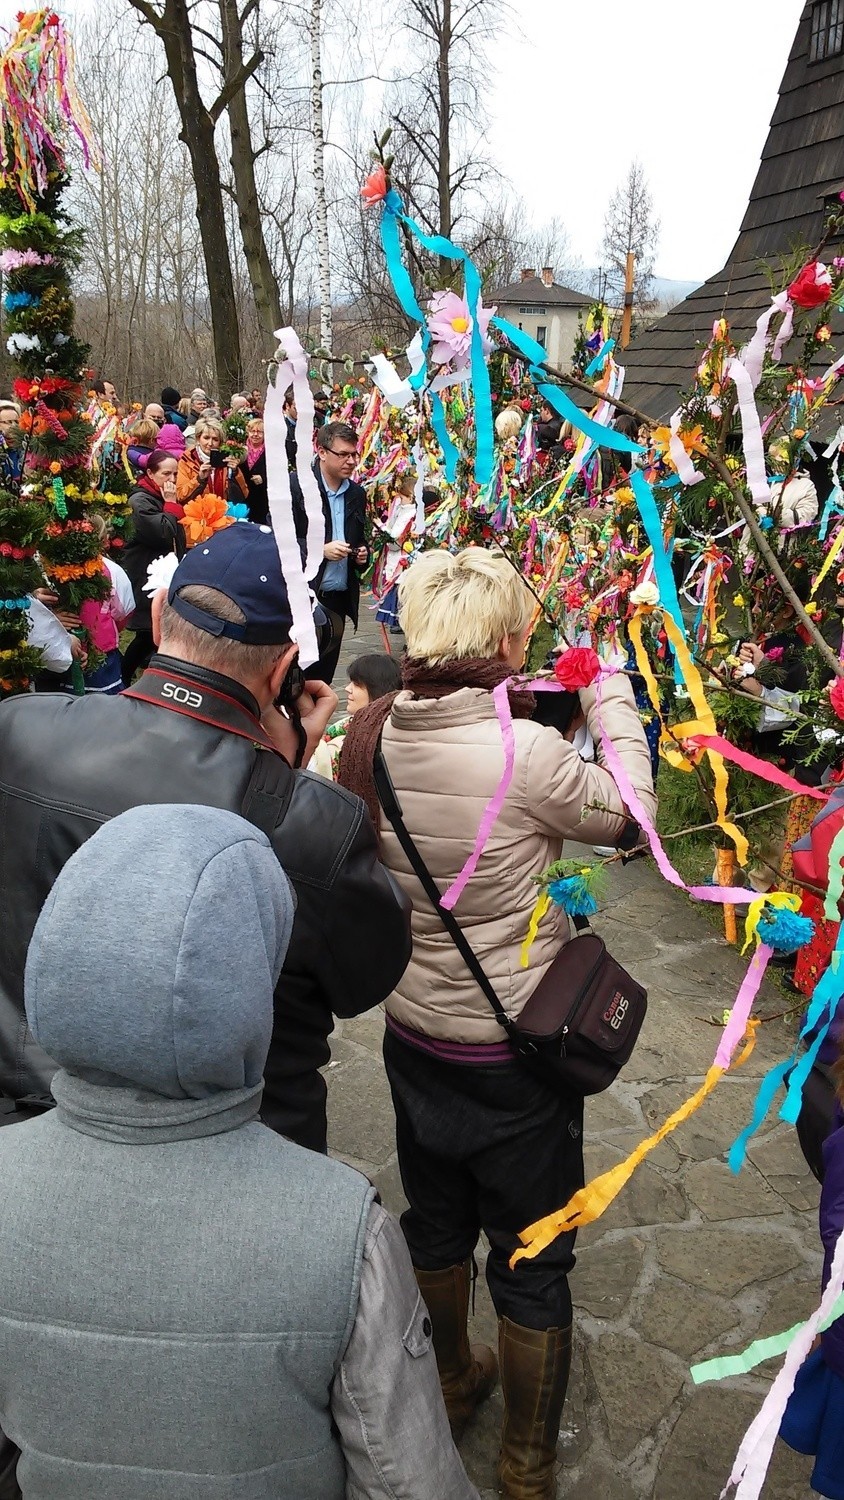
[520,890,551,968]
[628,611,663,721]
[811,523,844,601]
[660,612,749,866]
[510,1022,758,1266]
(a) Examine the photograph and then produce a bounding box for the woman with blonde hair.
[339,547,656,1499]
[176,415,246,518]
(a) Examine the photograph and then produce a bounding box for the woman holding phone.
[176,416,247,511]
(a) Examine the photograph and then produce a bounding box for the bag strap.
[240,750,295,839]
[374,744,525,1043]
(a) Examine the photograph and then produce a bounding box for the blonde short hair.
[398,547,531,666]
[194,415,223,444]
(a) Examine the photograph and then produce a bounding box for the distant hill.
[581,270,703,311]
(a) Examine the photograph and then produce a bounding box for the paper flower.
[554,646,601,690]
[142,552,180,598]
[361,165,388,206]
[630,581,660,607]
[830,678,844,721]
[181,495,235,547]
[787,261,832,309]
[6,332,40,355]
[427,289,494,368]
[817,325,832,343]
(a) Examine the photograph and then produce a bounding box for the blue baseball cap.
[168,524,294,645]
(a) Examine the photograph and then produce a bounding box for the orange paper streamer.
[510,1021,758,1267]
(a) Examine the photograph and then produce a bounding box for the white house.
[491,267,593,369]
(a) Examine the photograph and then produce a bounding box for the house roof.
[622,0,844,431]
[492,276,593,309]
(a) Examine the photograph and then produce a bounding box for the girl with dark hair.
[314,653,402,779]
[121,450,186,685]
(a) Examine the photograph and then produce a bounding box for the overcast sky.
[485,0,802,284]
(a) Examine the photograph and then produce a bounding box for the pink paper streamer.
[727,357,772,508]
[714,945,773,1069]
[722,1226,844,1500]
[264,338,320,669]
[441,679,516,910]
[690,734,827,801]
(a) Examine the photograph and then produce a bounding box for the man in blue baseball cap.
[0,523,412,1151]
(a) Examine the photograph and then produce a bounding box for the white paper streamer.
[412,435,427,535]
[722,1226,844,1500]
[726,357,772,509]
[669,408,705,486]
[366,330,425,409]
[264,337,320,669]
[279,327,326,586]
[741,291,792,389]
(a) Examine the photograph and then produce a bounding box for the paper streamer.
[690,735,827,802]
[692,1292,844,1385]
[630,470,687,640]
[277,327,326,591]
[714,945,773,1069]
[824,822,844,922]
[520,890,551,968]
[721,1228,844,1499]
[511,1023,758,1265]
[727,357,772,509]
[264,347,319,670]
[367,329,425,408]
[669,409,705,486]
[440,679,516,910]
[740,291,792,390]
[810,520,844,600]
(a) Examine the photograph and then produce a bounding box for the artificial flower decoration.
[181,495,234,547]
[361,165,388,206]
[787,260,833,309]
[630,580,660,607]
[553,645,601,690]
[427,289,494,369]
[142,552,180,598]
[817,325,832,343]
[830,677,844,721]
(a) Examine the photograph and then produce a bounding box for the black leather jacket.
[0,656,411,1150]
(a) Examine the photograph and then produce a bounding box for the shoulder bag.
[374,747,647,1096]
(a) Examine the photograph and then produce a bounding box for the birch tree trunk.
[310,0,333,353]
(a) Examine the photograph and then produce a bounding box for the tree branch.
[209,49,263,124]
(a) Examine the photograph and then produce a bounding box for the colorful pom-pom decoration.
[754,907,815,954]
[540,859,608,918]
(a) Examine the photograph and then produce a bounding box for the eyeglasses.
[325,449,357,462]
[154,416,165,426]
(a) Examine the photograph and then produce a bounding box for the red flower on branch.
[554,646,601,690]
[361,165,388,206]
[787,261,833,309]
[830,678,844,721]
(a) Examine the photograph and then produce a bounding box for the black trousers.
[312,590,350,686]
[383,1029,583,1329]
[121,629,155,687]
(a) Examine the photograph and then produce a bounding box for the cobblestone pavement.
[325,605,822,1499]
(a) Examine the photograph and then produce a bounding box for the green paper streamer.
[825,823,844,925]
[690,1292,844,1386]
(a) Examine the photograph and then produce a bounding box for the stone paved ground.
[325,606,822,1499]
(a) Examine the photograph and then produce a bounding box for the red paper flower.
[361,165,387,206]
[787,261,833,309]
[830,678,844,721]
[554,646,601,690]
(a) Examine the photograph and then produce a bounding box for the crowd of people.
[0,376,842,1500]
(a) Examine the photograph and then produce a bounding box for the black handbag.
[374,748,647,1096]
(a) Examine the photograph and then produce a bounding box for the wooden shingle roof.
[622,0,844,426]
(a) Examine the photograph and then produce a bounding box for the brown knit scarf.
[337,656,535,831]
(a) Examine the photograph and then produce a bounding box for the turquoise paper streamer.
[630,470,685,636]
[380,196,429,391]
[430,392,459,483]
[728,1057,794,1173]
[383,198,494,484]
[690,1293,844,1386]
[780,927,844,1125]
[585,338,615,378]
[820,484,844,542]
[491,316,644,455]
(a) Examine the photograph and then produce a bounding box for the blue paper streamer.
[728,1057,793,1173]
[585,339,615,379]
[491,316,644,456]
[430,392,460,483]
[820,484,844,542]
[630,470,685,638]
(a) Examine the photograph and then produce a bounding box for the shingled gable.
[492,275,593,309]
[622,0,844,427]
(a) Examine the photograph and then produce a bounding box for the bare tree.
[474,198,584,293]
[310,0,333,350]
[390,0,503,280]
[601,160,660,322]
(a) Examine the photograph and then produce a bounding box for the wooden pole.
[716,846,738,945]
[620,250,635,349]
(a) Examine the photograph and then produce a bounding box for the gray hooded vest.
[0,805,375,1499]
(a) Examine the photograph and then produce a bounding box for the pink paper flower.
[361,165,387,206]
[427,290,494,368]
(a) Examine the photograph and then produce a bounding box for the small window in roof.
[810,0,844,62]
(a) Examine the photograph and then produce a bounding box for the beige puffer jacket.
[380,674,657,1043]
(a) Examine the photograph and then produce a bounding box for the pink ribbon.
[441,679,516,910]
[79,597,118,653]
[689,735,827,801]
[714,944,773,1069]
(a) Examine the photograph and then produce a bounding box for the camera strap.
[123,666,280,754]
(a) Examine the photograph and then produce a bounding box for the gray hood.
[25,804,295,1102]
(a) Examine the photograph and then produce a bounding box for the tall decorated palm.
[0,10,104,694]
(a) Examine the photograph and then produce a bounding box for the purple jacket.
[821,1117,844,1377]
